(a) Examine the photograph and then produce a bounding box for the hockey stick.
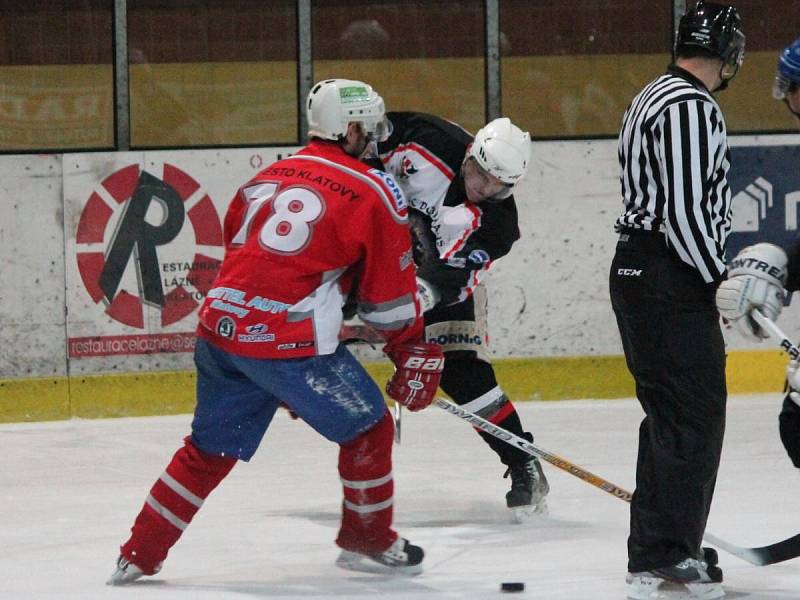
[435,397,798,566]
[394,402,402,444]
[752,309,800,360]
[434,398,634,501]
[700,531,800,567]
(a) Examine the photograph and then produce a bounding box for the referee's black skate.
[626,556,723,600]
[504,456,549,521]
[336,537,424,575]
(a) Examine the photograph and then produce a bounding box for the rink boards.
[1,136,799,421]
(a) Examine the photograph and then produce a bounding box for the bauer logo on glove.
[401,356,445,370]
[385,341,444,411]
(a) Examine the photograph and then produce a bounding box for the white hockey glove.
[715,243,787,341]
[416,277,441,313]
[787,359,800,407]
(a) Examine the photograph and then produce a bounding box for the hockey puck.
[501,582,525,592]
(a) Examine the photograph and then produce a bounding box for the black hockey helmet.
[675,1,745,83]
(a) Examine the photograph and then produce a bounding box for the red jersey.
[197,140,423,358]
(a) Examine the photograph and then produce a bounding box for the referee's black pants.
[609,231,726,573]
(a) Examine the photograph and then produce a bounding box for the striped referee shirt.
[615,65,732,284]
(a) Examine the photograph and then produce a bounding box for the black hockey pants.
[779,392,800,468]
[426,290,533,467]
[609,230,726,573]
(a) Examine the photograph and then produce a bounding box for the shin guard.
[120,437,236,574]
[459,387,532,466]
[336,411,397,554]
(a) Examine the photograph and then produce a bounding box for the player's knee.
[182,436,237,475]
[339,411,394,480]
[341,410,393,449]
[439,351,497,399]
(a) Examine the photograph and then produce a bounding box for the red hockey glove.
[386,342,444,411]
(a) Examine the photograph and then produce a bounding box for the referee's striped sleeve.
[658,99,727,283]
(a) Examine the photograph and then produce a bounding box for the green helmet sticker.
[339,86,369,103]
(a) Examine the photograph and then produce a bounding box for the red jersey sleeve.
[349,168,424,354]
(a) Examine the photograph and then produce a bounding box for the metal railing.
[107,0,686,150]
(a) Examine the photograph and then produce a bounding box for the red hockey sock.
[335,411,397,554]
[120,437,236,574]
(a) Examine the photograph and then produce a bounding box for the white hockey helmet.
[468,117,531,186]
[306,78,390,141]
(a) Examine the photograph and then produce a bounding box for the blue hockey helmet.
[773,36,800,100]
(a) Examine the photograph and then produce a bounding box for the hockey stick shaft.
[720,309,800,564]
[435,397,792,566]
[752,309,800,359]
[393,402,402,444]
[434,398,633,502]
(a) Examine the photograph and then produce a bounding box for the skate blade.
[626,575,724,600]
[335,551,422,576]
[106,568,145,586]
[510,498,549,523]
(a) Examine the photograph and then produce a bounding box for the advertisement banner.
[728,143,800,306]
[728,144,800,255]
[62,148,295,367]
[0,66,114,150]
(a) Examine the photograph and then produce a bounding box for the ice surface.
[2,394,799,599]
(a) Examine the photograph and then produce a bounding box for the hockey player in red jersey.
[107,79,443,585]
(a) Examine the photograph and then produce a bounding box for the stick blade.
[703,531,800,566]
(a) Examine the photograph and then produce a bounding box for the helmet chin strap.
[460,157,515,203]
[488,186,514,202]
[716,61,740,92]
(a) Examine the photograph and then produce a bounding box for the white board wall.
[2,134,799,380]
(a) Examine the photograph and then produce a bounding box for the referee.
[609,2,745,598]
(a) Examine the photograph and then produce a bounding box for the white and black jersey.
[615,65,732,284]
[376,112,520,305]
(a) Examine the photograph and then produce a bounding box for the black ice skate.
[626,556,724,600]
[504,457,549,521]
[701,547,719,568]
[336,537,424,575]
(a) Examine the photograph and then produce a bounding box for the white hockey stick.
[752,309,800,359]
[435,397,799,566]
[393,402,402,444]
